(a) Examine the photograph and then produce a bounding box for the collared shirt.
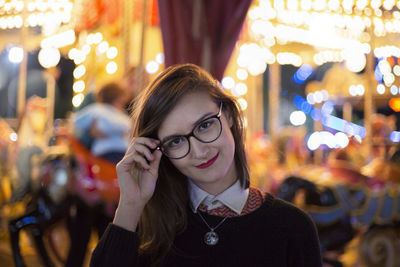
[189,179,249,215]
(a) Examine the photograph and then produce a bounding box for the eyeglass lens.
[161,116,222,159]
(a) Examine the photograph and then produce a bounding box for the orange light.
[388,57,395,67]
[389,98,400,112]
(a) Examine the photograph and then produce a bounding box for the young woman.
[90,64,322,267]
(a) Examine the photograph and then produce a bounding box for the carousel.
[0,0,399,266]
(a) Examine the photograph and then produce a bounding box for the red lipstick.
[196,153,219,169]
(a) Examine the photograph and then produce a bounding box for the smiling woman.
[90,64,323,267]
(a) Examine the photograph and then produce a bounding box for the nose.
[188,136,209,159]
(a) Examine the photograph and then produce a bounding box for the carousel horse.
[278,149,400,267]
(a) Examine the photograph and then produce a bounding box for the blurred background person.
[73,82,130,163]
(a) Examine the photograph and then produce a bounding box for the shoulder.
[260,193,316,232]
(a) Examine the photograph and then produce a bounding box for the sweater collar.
[188,179,249,215]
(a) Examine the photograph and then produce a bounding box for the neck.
[193,177,237,196]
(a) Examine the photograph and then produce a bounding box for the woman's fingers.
[117,137,160,172]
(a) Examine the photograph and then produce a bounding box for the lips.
[196,153,219,169]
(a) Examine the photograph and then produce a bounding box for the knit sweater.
[90,194,322,267]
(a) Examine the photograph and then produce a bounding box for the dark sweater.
[90,194,322,267]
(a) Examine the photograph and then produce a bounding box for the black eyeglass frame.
[156,102,223,159]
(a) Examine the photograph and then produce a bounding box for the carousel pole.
[343,101,352,122]
[17,0,28,118]
[122,0,133,74]
[268,62,281,144]
[137,0,148,90]
[45,72,55,133]
[364,42,376,159]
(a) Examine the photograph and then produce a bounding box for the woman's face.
[157,91,237,195]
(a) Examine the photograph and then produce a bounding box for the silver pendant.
[204,231,219,246]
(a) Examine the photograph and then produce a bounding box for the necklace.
[197,211,228,246]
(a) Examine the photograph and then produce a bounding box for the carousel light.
[106,61,118,74]
[377,84,386,94]
[237,98,248,110]
[248,61,267,76]
[221,76,235,90]
[68,48,78,60]
[96,41,109,54]
[41,30,75,48]
[390,131,400,142]
[8,46,23,63]
[290,111,306,126]
[343,51,366,72]
[356,0,368,9]
[86,33,96,45]
[236,69,248,80]
[27,13,38,27]
[38,47,60,68]
[390,85,398,94]
[73,80,85,93]
[335,132,349,148]
[357,84,365,95]
[231,83,248,97]
[397,0,400,9]
[287,0,299,10]
[389,98,400,111]
[321,89,329,101]
[73,51,86,65]
[93,32,103,44]
[72,94,85,107]
[383,0,395,9]
[307,132,321,150]
[145,61,159,74]
[384,73,395,86]
[328,0,340,10]
[14,15,22,28]
[314,91,323,103]
[9,132,17,142]
[321,100,334,114]
[106,46,118,59]
[155,53,164,64]
[371,0,382,8]
[300,0,312,10]
[61,11,71,23]
[307,93,315,105]
[313,0,327,10]
[82,44,91,55]
[294,64,313,83]
[321,131,336,148]
[394,65,400,76]
[73,65,86,79]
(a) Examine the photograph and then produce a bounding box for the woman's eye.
[198,120,213,131]
[166,137,184,148]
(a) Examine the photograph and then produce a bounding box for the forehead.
[158,91,217,138]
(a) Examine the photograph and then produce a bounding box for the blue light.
[311,108,322,121]
[321,101,334,115]
[374,64,383,83]
[293,95,305,110]
[293,64,313,84]
[390,131,400,142]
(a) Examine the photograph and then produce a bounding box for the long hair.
[130,64,249,264]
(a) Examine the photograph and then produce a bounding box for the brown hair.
[130,64,249,264]
[95,82,126,104]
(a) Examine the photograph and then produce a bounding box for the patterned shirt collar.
[188,179,249,215]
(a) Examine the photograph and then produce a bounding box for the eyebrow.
[160,111,215,143]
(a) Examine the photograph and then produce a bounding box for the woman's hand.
[113,137,162,231]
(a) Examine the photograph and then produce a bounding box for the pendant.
[204,231,219,246]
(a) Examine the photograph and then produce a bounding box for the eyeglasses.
[157,103,223,159]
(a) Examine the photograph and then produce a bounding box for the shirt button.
[212,200,218,205]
